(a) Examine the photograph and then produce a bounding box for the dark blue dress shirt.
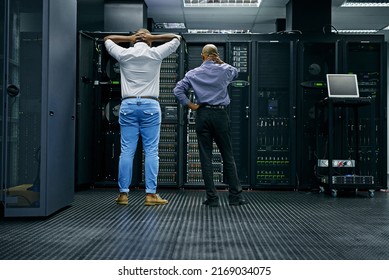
[173,60,238,106]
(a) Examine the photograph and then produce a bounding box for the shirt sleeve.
[104,39,125,61]
[226,64,239,81]
[154,38,181,59]
[173,75,191,106]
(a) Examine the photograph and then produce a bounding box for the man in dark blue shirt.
[174,44,247,207]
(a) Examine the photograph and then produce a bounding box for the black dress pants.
[195,106,242,201]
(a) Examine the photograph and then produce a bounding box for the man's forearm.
[150,33,181,42]
[103,35,135,43]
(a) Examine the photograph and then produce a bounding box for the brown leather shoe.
[145,194,168,206]
[115,192,128,205]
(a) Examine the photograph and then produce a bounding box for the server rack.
[92,37,136,186]
[98,52,122,184]
[342,38,387,188]
[227,42,251,186]
[297,34,387,192]
[297,37,338,189]
[77,33,142,187]
[1,0,76,217]
[77,32,97,187]
[315,96,376,197]
[251,38,296,189]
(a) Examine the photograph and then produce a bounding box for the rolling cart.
[315,97,376,197]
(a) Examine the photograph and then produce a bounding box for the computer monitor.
[326,74,359,98]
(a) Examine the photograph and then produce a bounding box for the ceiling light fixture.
[337,29,378,33]
[341,0,389,7]
[188,29,250,34]
[183,0,261,8]
[154,23,186,29]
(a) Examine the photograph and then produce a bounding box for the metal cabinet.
[297,35,387,191]
[1,0,76,217]
[251,39,296,189]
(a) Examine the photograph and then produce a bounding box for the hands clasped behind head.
[134,29,151,44]
[135,33,144,43]
[134,31,148,43]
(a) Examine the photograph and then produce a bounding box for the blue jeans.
[118,97,161,194]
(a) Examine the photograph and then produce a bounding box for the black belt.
[202,104,227,109]
[122,96,159,102]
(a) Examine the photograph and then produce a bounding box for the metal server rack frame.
[342,36,387,189]
[90,34,139,187]
[251,35,297,189]
[297,34,387,191]
[296,35,340,190]
[226,40,251,187]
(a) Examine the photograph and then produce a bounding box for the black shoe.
[229,198,248,206]
[203,199,219,207]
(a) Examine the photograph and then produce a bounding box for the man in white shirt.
[104,29,181,206]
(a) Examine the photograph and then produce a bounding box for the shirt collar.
[134,42,149,48]
[202,60,214,65]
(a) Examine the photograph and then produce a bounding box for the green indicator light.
[112,81,120,85]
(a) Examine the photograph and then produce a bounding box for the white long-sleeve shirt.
[104,38,180,98]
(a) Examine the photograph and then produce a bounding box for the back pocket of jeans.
[142,109,161,126]
[119,108,135,125]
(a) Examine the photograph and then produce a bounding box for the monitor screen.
[326,74,359,98]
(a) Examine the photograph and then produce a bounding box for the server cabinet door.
[2,0,76,217]
[1,0,43,213]
[93,39,142,187]
[297,40,337,189]
[0,0,4,213]
[343,39,387,187]
[76,32,97,187]
[253,41,295,188]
